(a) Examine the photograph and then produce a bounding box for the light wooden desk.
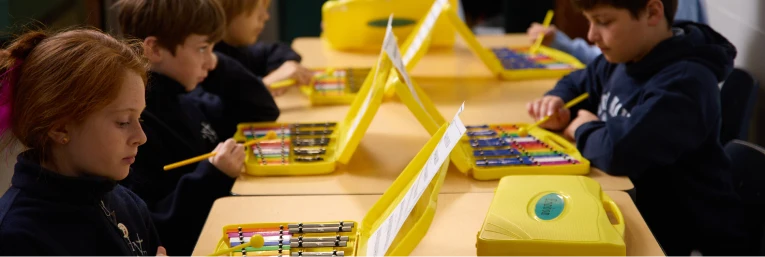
[232,79,633,195]
[192,191,663,256]
[292,34,528,79]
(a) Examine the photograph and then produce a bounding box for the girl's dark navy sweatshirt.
[213,41,302,77]
[0,151,161,255]
[122,54,279,256]
[546,22,756,254]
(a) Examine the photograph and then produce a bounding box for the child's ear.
[143,36,163,63]
[47,123,71,145]
[645,0,665,26]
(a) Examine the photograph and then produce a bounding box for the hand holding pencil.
[525,93,589,133]
[163,131,278,176]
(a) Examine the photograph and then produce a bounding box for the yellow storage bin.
[214,115,466,256]
[233,55,392,176]
[476,175,626,256]
[321,0,458,52]
[299,67,372,105]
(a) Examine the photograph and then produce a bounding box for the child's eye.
[595,20,612,26]
[199,46,209,52]
[117,121,131,128]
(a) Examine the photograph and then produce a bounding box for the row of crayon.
[228,222,354,256]
[241,123,337,165]
[466,125,579,167]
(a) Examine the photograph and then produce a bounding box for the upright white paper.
[365,103,467,257]
[402,0,449,64]
[382,15,426,113]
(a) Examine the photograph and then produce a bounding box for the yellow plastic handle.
[601,193,625,237]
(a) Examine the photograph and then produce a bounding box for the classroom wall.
[706,0,765,146]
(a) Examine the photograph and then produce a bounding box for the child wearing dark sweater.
[114,0,279,254]
[0,29,163,255]
[213,0,313,96]
[527,0,758,254]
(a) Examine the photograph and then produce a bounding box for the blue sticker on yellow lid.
[535,193,565,220]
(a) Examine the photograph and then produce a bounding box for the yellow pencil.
[270,79,297,89]
[207,234,265,256]
[518,93,589,136]
[530,10,554,56]
[162,131,278,171]
[271,68,337,90]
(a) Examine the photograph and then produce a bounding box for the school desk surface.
[230,79,633,195]
[292,34,529,79]
[191,191,663,256]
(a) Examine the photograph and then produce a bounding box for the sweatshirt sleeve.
[253,42,302,75]
[549,31,603,65]
[544,55,612,121]
[573,68,717,178]
[200,53,280,138]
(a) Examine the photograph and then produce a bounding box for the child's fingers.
[531,99,543,120]
[209,143,224,162]
[157,246,167,256]
[539,97,556,120]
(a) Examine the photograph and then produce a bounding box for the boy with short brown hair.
[115,0,278,255]
[527,0,759,254]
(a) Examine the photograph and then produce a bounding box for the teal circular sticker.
[535,193,565,220]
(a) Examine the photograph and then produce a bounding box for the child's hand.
[527,96,571,131]
[157,246,167,256]
[526,22,557,46]
[564,109,599,141]
[208,138,245,178]
[264,61,314,86]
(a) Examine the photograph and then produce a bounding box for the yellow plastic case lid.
[358,118,459,255]
[477,175,626,256]
[383,0,450,98]
[333,48,393,165]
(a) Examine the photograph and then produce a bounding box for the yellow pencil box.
[442,4,584,81]
[214,121,455,256]
[233,57,392,176]
[321,0,458,53]
[389,74,589,181]
[449,123,590,180]
[476,175,626,256]
[299,67,372,105]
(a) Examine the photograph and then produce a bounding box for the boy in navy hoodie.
[0,29,162,255]
[212,0,313,96]
[527,0,758,255]
[114,0,279,255]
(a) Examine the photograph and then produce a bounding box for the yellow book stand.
[383,0,585,97]
[233,52,392,176]
[477,175,626,256]
[214,106,469,256]
[299,67,372,106]
[321,0,458,53]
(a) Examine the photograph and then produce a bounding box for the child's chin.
[113,169,130,181]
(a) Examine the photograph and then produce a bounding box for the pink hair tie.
[0,59,23,134]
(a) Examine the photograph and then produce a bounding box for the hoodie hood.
[626,21,737,81]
